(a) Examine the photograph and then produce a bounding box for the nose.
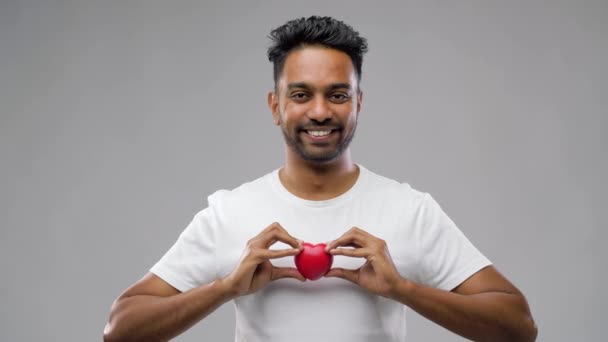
[308,95,332,122]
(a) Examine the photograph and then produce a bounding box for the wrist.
[388,276,417,304]
[215,276,240,301]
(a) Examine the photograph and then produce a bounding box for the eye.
[290,92,310,102]
[329,93,350,103]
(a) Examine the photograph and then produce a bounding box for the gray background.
[1,0,606,341]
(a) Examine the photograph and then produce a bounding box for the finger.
[265,248,302,259]
[271,266,306,282]
[325,232,366,251]
[328,247,370,258]
[325,241,358,250]
[260,222,301,249]
[324,267,358,283]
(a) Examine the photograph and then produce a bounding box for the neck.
[279,149,360,200]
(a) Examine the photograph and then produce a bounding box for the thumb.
[324,267,358,284]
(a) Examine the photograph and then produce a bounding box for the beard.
[279,114,358,164]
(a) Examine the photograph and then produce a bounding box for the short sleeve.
[149,200,220,292]
[417,193,492,291]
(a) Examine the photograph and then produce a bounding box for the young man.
[103,16,537,342]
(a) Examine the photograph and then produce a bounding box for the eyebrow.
[287,82,353,91]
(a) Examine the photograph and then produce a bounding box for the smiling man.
[103,16,537,342]
[272,47,359,167]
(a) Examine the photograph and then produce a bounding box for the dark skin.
[324,227,538,342]
[103,45,537,341]
[268,47,363,202]
[103,222,304,341]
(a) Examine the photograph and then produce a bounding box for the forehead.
[279,46,357,89]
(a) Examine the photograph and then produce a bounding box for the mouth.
[301,129,339,141]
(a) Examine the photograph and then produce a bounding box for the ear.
[356,89,363,114]
[268,91,280,125]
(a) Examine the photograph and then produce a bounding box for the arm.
[104,222,305,342]
[325,227,537,342]
[391,265,537,342]
[103,272,235,342]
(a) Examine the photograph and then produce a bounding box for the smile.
[302,129,338,141]
[307,130,332,136]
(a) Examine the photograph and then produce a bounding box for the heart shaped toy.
[294,242,333,280]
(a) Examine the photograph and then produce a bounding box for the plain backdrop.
[1,1,606,341]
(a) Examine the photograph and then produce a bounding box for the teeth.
[307,130,332,137]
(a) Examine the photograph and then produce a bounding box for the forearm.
[392,279,537,342]
[104,278,235,342]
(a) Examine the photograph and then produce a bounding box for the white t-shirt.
[150,163,491,342]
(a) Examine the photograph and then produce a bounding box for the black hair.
[267,16,368,86]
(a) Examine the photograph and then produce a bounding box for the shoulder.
[205,169,275,210]
[361,164,428,208]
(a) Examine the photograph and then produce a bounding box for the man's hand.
[325,227,537,341]
[223,222,305,297]
[324,227,402,298]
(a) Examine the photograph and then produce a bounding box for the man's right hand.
[103,222,304,342]
[222,222,305,297]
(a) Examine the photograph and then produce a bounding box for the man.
[103,16,537,342]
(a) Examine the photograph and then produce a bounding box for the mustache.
[299,125,341,131]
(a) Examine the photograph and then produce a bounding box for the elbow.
[103,309,131,342]
[523,316,538,342]
[103,322,117,342]
[104,297,135,342]
[103,317,141,342]
[103,301,124,342]
[508,314,538,342]
[103,321,126,342]
[510,294,538,342]
[491,310,538,342]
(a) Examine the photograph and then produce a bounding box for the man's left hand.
[324,227,403,298]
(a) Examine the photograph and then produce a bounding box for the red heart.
[294,242,333,280]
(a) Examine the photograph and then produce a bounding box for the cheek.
[335,104,356,120]
[283,101,304,113]
[281,104,307,122]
